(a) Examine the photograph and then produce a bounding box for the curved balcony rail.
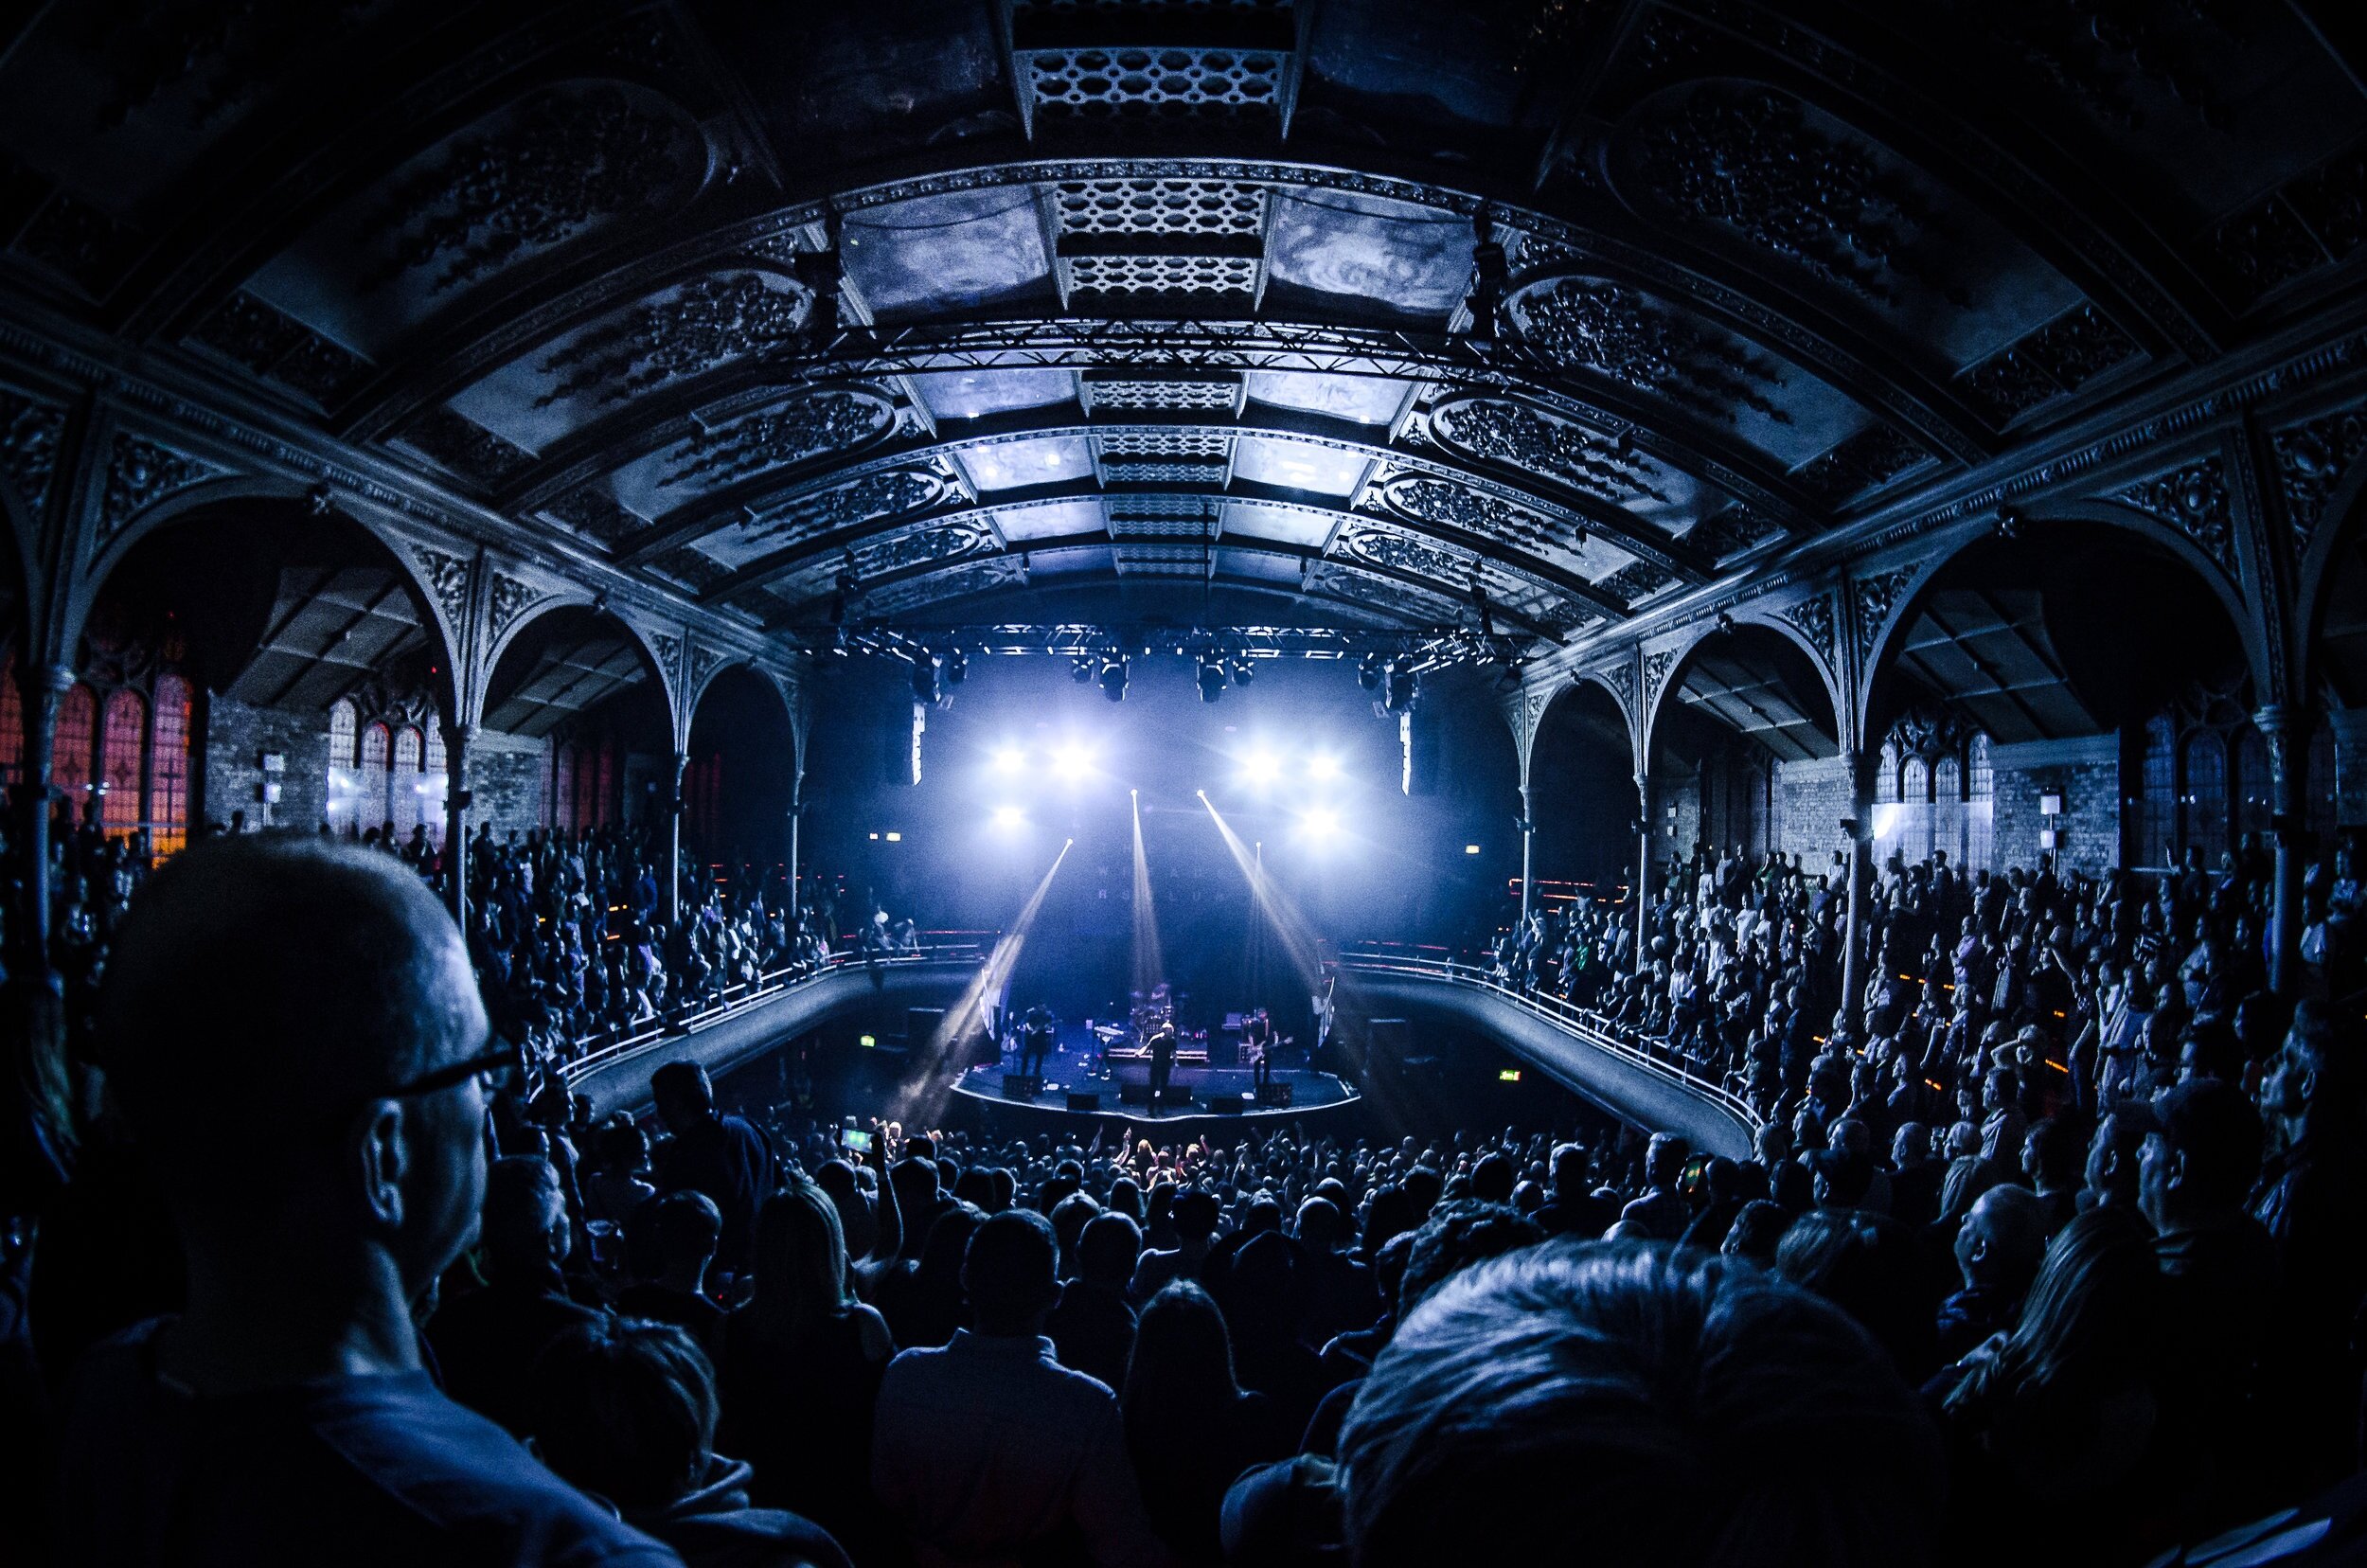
[561,941,990,1088]
[1335,946,1763,1153]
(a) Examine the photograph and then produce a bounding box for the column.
[1519,784,1536,923]
[9,662,71,982]
[2255,704,2314,996]
[1633,771,1653,963]
[440,721,474,932]
[786,769,804,914]
[1840,746,1873,1034]
[666,750,688,926]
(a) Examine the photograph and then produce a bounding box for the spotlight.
[910,655,942,705]
[1383,659,1420,714]
[945,648,967,685]
[990,804,1026,829]
[1197,655,1229,704]
[1299,807,1343,842]
[1051,742,1095,783]
[1307,753,1342,783]
[1230,655,1255,687]
[1239,748,1282,790]
[1099,657,1129,704]
[1356,651,1383,692]
[1071,656,1095,685]
[989,744,1023,774]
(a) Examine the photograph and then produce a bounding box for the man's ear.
[361,1100,409,1232]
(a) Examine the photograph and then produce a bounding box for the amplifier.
[1002,1075,1042,1100]
[1065,1092,1101,1113]
[1205,1095,1245,1115]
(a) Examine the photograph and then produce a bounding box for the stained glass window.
[359,722,390,835]
[2181,730,2227,864]
[151,674,191,857]
[54,684,96,818]
[101,687,147,836]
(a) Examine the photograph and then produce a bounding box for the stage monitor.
[1002,1074,1043,1100]
[1066,1092,1102,1113]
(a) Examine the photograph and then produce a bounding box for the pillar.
[666,750,688,926]
[440,721,473,932]
[1519,784,1536,923]
[786,769,804,913]
[1633,771,1653,963]
[9,662,70,980]
[5,662,73,1167]
[1840,746,1873,1035]
[2255,704,2314,996]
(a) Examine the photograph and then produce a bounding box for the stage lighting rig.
[1230,655,1256,687]
[1356,651,1383,691]
[1070,656,1095,685]
[1239,748,1282,790]
[1099,656,1129,704]
[1383,658,1420,715]
[910,653,942,705]
[1196,654,1229,704]
[990,805,1025,829]
[945,648,968,686]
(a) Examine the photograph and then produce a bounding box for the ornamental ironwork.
[661,390,894,490]
[1510,278,1786,422]
[1428,396,1672,506]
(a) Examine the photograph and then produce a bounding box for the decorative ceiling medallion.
[661,388,894,490]
[1428,395,1673,506]
[1505,278,1786,422]
[1379,473,1562,552]
[1628,85,1943,306]
[745,468,944,547]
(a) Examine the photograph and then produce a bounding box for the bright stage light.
[1298,807,1342,841]
[1465,843,1482,855]
[990,805,1026,829]
[989,744,1024,773]
[1051,742,1095,783]
[1307,752,1342,782]
[1239,748,1282,789]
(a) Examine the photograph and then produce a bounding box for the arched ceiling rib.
[6,0,2364,649]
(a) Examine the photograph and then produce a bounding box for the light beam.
[896,836,1074,1123]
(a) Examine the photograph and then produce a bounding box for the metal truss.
[800,621,1532,673]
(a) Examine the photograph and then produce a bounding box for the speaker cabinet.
[1255,1082,1294,1107]
[1065,1093,1101,1113]
[1002,1075,1042,1100]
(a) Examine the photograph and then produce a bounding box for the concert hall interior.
[9,5,2367,1566]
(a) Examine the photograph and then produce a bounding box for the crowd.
[13,828,2367,1566]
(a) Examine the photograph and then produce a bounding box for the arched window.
[359,722,390,835]
[53,683,96,817]
[1876,741,1899,804]
[553,741,578,832]
[0,653,22,790]
[390,725,423,842]
[594,742,615,829]
[151,674,191,857]
[2181,729,2228,864]
[1965,735,1994,873]
[1901,757,1931,804]
[325,700,360,833]
[100,687,147,837]
[2139,714,2177,868]
[1933,756,1962,803]
[1967,733,1993,801]
[2233,726,2271,846]
[421,725,447,847]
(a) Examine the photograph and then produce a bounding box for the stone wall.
[1771,754,1852,863]
[201,692,329,832]
[2330,709,2367,829]
[1989,734,2120,878]
[471,728,547,839]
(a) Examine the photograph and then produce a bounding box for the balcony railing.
[1334,946,1764,1135]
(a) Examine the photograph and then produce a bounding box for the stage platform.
[952,1060,1359,1123]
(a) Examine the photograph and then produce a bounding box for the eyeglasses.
[383,1044,520,1102]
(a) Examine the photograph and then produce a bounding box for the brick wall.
[201,692,329,832]
[1771,754,1853,862]
[1990,734,2119,878]
[470,728,547,839]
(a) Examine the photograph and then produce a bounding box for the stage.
[950,1019,1358,1123]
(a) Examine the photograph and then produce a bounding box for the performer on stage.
[1148,1022,1178,1106]
[1020,1004,1055,1078]
[1245,1007,1274,1093]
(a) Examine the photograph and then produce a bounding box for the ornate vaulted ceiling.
[5,0,2363,661]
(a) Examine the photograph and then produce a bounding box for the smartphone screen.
[841,1127,875,1154]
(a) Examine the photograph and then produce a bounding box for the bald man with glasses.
[55,836,678,1567]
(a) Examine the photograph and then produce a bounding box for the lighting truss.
[805,622,1528,673]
